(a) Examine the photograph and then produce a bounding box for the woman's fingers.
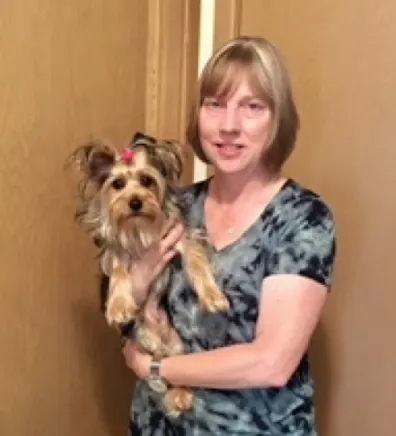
[159,222,184,253]
[152,222,184,274]
[128,220,184,294]
[152,248,178,277]
[160,216,178,238]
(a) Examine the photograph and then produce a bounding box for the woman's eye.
[203,98,221,109]
[248,103,263,110]
[112,178,126,190]
[241,100,266,117]
[140,175,154,187]
[245,100,265,111]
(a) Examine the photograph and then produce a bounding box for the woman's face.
[198,77,272,176]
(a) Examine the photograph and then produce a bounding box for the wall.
[213,1,396,435]
[0,1,199,435]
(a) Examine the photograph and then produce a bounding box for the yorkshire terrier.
[68,132,229,416]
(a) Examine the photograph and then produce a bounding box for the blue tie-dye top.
[129,178,336,436]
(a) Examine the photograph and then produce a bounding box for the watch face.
[148,378,168,394]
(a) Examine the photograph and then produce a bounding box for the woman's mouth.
[215,143,244,158]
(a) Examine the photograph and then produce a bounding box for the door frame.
[145,0,201,185]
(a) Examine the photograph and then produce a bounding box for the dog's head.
[68,132,185,251]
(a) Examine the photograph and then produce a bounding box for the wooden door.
[0,1,199,435]
[215,1,396,435]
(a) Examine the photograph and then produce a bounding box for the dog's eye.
[140,175,154,188]
[111,177,126,190]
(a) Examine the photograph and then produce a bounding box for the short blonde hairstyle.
[186,36,300,173]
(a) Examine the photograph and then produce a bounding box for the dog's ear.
[155,139,184,183]
[131,131,156,145]
[69,140,116,186]
[129,132,184,182]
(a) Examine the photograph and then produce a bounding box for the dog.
[68,132,229,416]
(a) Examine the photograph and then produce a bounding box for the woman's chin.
[210,159,248,175]
[204,149,254,175]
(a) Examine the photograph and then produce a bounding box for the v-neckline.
[200,177,293,254]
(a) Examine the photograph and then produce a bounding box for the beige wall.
[0,1,199,435]
[214,1,396,435]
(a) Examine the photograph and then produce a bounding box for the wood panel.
[214,0,241,51]
[225,1,396,435]
[0,1,199,435]
[145,0,200,185]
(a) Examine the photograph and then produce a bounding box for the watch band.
[150,359,161,378]
[148,358,168,393]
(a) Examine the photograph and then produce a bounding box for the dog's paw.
[201,285,230,313]
[164,388,193,417]
[105,294,137,326]
[164,327,184,356]
[136,327,163,356]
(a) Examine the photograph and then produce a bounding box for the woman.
[123,35,337,435]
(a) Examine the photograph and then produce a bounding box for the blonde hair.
[186,36,300,173]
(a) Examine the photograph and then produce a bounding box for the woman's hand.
[122,339,151,379]
[129,218,184,305]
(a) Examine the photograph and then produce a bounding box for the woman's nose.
[219,106,241,133]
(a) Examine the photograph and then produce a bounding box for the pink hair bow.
[122,148,135,163]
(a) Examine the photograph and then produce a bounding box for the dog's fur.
[68,132,229,416]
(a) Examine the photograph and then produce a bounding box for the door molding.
[145,0,200,185]
[214,0,241,49]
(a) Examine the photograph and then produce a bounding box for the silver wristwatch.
[147,358,168,393]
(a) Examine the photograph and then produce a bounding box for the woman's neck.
[209,169,281,205]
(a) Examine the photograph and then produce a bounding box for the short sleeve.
[264,197,337,289]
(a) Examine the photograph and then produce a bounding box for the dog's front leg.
[105,259,139,326]
[135,281,184,359]
[181,237,230,313]
[135,282,193,417]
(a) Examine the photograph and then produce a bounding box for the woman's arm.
[123,197,336,389]
[162,275,327,389]
[125,274,328,389]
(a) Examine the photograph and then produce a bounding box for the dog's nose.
[129,198,143,213]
